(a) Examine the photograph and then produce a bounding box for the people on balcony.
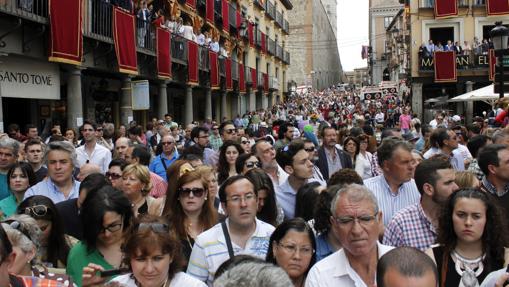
[435,41,444,52]
[137,1,151,48]
[181,19,196,42]
[453,41,462,54]
[425,39,435,55]
[444,40,453,51]
[461,41,471,56]
[473,37,482,54]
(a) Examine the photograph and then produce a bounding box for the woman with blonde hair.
[454,171,480,189]
[167,170,218,261]
[121,164,163,217]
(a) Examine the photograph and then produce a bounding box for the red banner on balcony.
[188,41,199,85]
[206,0,214,25]
[222,0,229,34]
[209,51,220,89]
[225,58,233,90]
[487,0,509,15]
[186,0,196,10]
[261,32,266,54]
[156,28,171,80]
[236,11,242,28]
[48,0,83,65]
[434,51,456,83]
[251,68,257,87]
[263,73,268,92]
[434,0,457,18]
[113,7,138,75]
[248,22,254,47]
[489,49,496,81]
[239,63,245,92]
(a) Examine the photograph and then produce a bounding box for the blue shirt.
[315,233,334,262]
[364,175,421,226]
[149,151,179,181]
[0,173,9,201]
[24,178,81,204]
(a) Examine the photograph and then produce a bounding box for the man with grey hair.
[0,138,20,200]
[306,184,393,287]
[149,134,179,181]
[364,137,420,225]
[214,261,293,287]
[491,129,509,145]
[24,141,81,204]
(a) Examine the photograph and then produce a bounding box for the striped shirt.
[364,175,421,226]
[186,218,275,286]
[383,203,437,251]
[149,172,167,198]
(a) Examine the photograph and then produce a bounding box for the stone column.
[66,67,84,130]
[249,87,256,112]
[465,81,474,125]
[262,92,268,110]
[120,76,133,126]
[184,85,193,126]
[214,95,221,122]
[221,90,227,121]
[158,81,169,119]
[205,87,212,120]
[411,82,423,120]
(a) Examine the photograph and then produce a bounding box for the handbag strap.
[160,155,169,181]
[221,221,235,259]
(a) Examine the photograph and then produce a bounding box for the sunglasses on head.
[245,161,261,169]
[178,187,206,197]
[23,205,49,218]
[137,222,170,233]
[106,172,122,180]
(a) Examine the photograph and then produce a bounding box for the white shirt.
[111,272,206,287]
[186,218,275,286]
[305,243,394,287]
[355,152,373,179]
[76,142,112,173]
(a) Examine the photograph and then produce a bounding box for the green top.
[66,242,114,287]
[0,193,18,220]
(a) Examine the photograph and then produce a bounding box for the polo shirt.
[364,175,420,226]
[149,151,179,181]
[76,143,112,173]
[305,242,394,287]
[24,178,81,204]
[186,218,275,286]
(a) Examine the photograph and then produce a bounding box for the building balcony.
[267,38,275,55]
[245,66,253,83]
[257,71,264,88]
[255,28,262,47]
[266,1,275,20]
[269,76,279,90]
[171,34,189,65]
[419,0,469,8]
[275,10,283,29]
[283,50,290,64]
[214,0,222,26]
[254,0,265,10]
[282,19,289,34]
[228,2,237,34]
[418,52,491,72]
[231,59,239,80]
[275,44,283,60]
[0,0,48,23]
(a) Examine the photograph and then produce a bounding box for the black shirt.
[55,198,82,240]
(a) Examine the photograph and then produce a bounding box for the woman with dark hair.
[66,186,133,286]
[266,218,316,287]
[217,141,243,185]
[0,162,36,218]
[17,195,74,269]
[82,215,206,287]
[167,170,217,261]
[235,153,261,175]
[245,168,283,226]
[355,134,374,179]
[342,136,359,169]
[425,188,507,287]
[161,159,194,216]
[294,182,324,221]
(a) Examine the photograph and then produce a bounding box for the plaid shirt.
[467,159,484,180]
[209,134,223,151]
[383,203,437,251]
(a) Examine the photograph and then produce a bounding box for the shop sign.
[0,57,60,100]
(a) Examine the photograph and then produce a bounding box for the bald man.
[114,137,132,160]
[77,163,101,182]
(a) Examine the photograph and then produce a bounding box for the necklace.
[452,250,485,287]
[131,196,145,209]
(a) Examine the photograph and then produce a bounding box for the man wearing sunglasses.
[149,135,179,181]
[219,121,238,142]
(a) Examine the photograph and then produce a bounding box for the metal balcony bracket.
[0,18,22,48]
[22,23,45,53]
[93,44,114,66]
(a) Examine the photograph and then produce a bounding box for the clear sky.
[337,0,369,72]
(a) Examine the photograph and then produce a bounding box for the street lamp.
[490,21,509,99]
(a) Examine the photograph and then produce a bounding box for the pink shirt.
[400,114,412,129]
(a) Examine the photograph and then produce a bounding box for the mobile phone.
[100,269,128,277]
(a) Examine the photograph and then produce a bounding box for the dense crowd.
[3,87,509,287]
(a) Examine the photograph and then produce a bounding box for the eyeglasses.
[137,222,170,233]
[106,172,122,180]
[23,205,49,218]
[225,128,237,134]
[245,161,261,169]
[304,147,315,152]
[161,141,175,145]
[332,212,378,228]
[178,187,206,197]
[227,192,256,204]
[278,242,314,256]
[100,221,123,234]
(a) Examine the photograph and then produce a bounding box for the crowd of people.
[3,86,509,287]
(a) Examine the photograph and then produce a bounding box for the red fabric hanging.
[113,6,138,75]
[434,0,457,18]
[186,0,196,9]
[261,32,266,54]
[48,0,83,65]
[251,68,257,87]
[222,0,229,34]
[487,0,509,15]
[206,0,214,25]
[156,28,171,79]
[248,22,254,47]
[225,58,233,90]
[263,73,268,92]
[210,51,220,89]
[434,51,456,83]
[239,63,245,92]
[188,41,199,84]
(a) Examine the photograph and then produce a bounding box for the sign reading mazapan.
[419,54,491,71]
[0,57,60,100]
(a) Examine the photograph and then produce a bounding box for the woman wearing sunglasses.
[239,136,252,154]
[67,186,133,286]
[17,195,74,270]
[235,153,261,175]
[82,216,206,287]
[121,164,164,218]
[0,162,36,219]
[217,141,243,185]
[167,170,217,262]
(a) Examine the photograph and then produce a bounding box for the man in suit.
[316,126,353,181]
